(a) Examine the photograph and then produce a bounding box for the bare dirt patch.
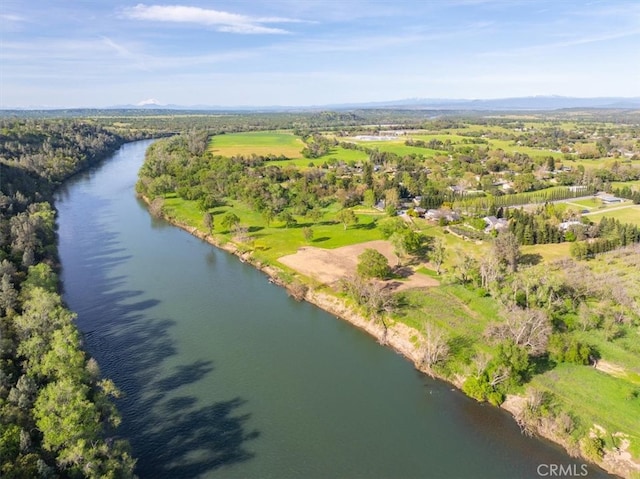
[595,360,627,378]
[278,239,439,290]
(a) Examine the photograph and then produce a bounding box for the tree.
[203,212,214,234]
[452,250,478,285]
[430,238,446,275]
[262,207,277,227]
[341,275,397,342]
[149,197,165,217]
[302,227,314,243]
[487,307,551,356]
[220,212,240,232]
[493,230,521,273]
[569,241,588,260]
[21,263,58,297]
[402,230,425,256]
[336,208,358,230]
[389,232,407,264]
[363,189,376,208]
[378,216,407,239]
[357,248,391,279]
[420,321,450,372]
[278,210,297,229]
[479,253,502,289]
[0,273,18,315]
[306,207,323,223]
[384,188,399,215]
[33,379,100,453]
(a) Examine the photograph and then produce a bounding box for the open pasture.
[611,179,640,191]
[346,137,442,157]
[208,131,305,158]
[584,204,640,225]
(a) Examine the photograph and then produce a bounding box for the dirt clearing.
[278,240,439,290]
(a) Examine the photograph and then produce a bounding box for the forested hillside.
[0,120,137,478]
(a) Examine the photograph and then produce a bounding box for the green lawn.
[208,131,305,158]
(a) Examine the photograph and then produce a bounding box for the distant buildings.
[483,216,509,232]
[425,209,460,222]
[595,192,624,204]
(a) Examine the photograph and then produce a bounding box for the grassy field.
[520,243,572,262]
[346,137,442,157]
[531,364,640,456]
[209,131,305,158]
[611,179,640,191]
[162,195,385,264]
[568,198,602,209]
[585,205,640,225]
[398,284,502,374]
[486,139,564,160]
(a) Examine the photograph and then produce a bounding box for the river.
[55,140,611,478]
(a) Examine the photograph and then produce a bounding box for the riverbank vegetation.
[0,119,141,477]
[135,111,640,477]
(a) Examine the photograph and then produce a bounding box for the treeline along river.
[55,140,611,478]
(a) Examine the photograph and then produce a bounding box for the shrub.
[580,436,604,461]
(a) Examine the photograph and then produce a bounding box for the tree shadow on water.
[66,211,259,478]
[138,396,260,478]
[94,294,259,478]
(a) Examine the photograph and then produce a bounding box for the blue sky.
[1,0,639,107]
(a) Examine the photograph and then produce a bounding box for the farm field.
[208,131,304,158]
[345,137,443,157]
[270,145,369,167]
[486,139,564,160]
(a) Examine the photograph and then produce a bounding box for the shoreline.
[148,198,633,479]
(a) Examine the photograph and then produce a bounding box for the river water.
[55,140,610,478]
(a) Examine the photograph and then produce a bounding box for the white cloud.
[1,14,26,22]
[123,4,301,34]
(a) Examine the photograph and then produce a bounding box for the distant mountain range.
[4,96,640,112]
[332,96,640,111]
[108,96,640,111]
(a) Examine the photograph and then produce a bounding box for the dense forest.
[0,120,141,478]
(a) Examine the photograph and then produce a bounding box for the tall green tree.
[336,208,358,230]
[220,212,240,232]
[357,249,391,279]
